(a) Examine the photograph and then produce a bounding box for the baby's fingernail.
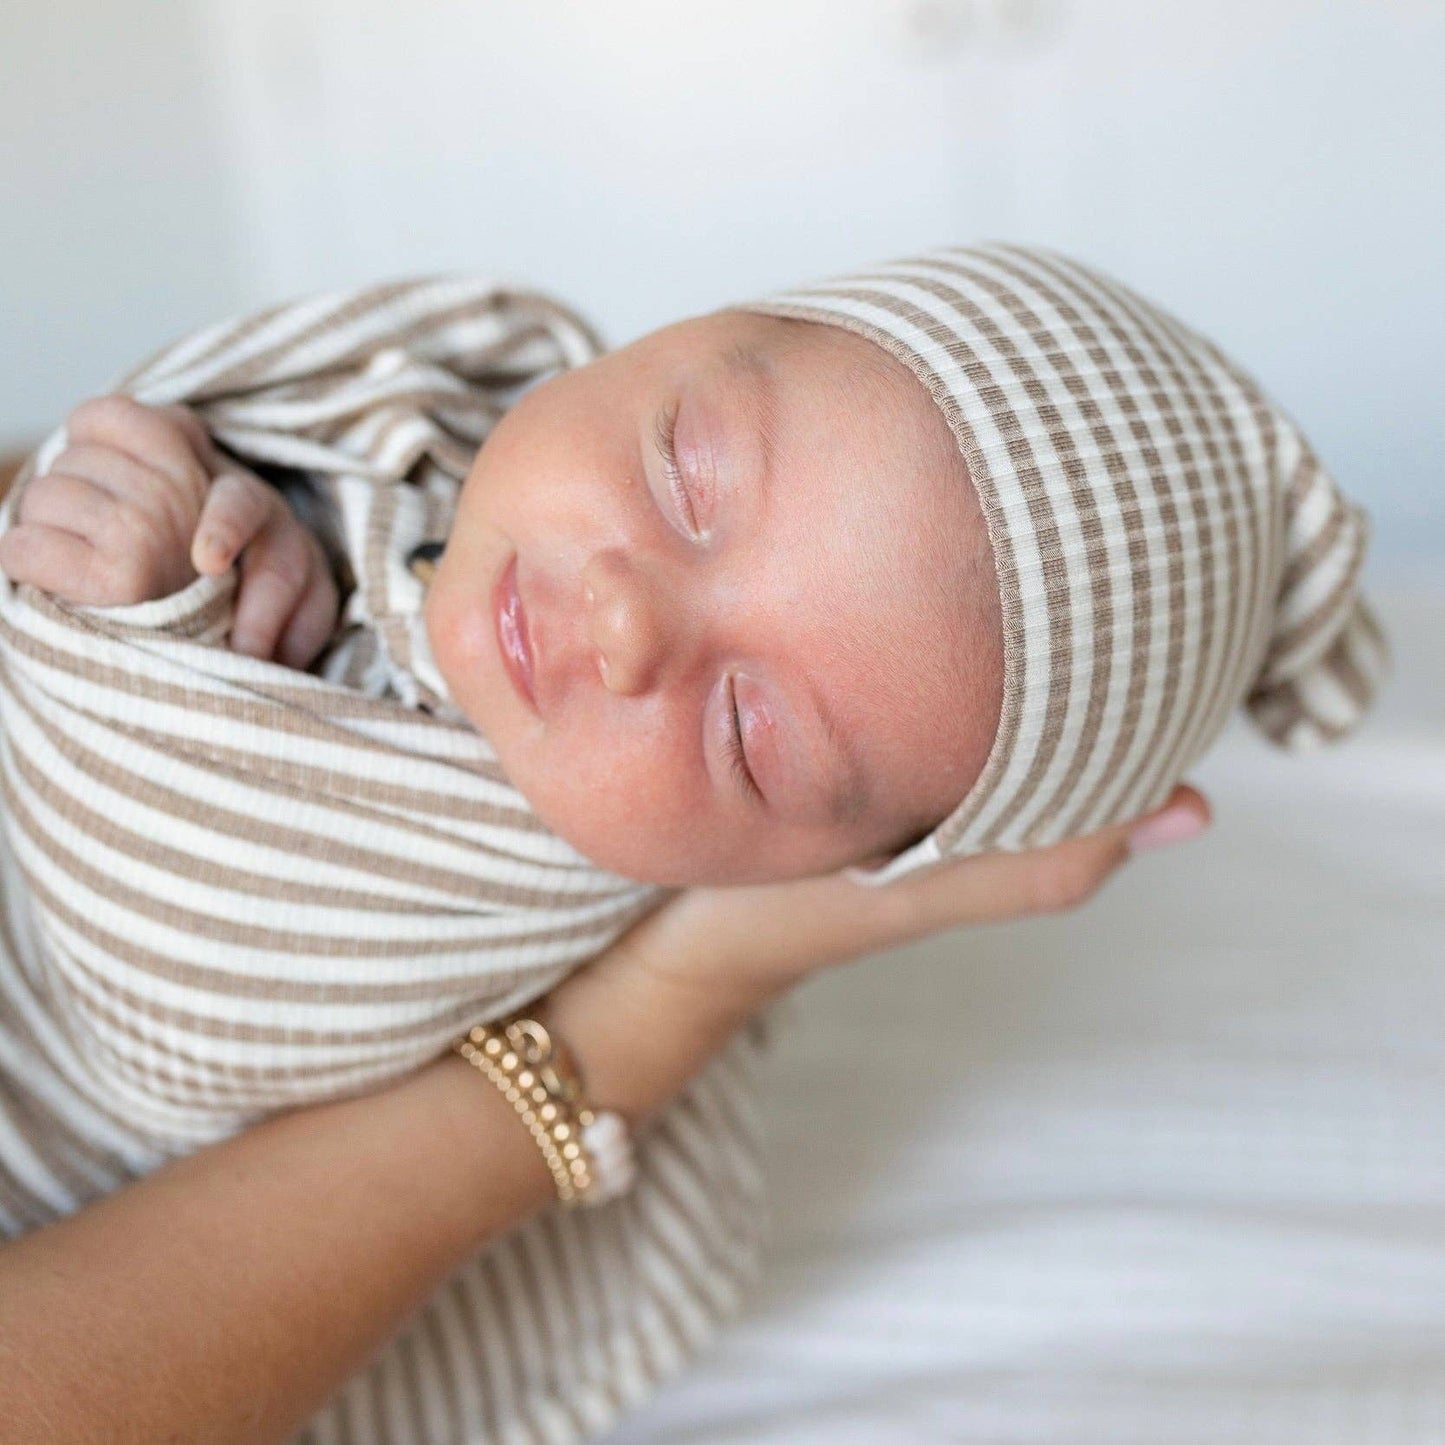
[194,535,228,571]
[1127,805,1208,854]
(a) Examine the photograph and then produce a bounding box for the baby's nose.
[582,549,673,696]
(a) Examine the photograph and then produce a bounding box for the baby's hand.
[0,396,339,669]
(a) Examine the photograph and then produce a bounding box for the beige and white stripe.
[0,247,1389,1439]
[0,279,771,1444]
[742,243,1387,884]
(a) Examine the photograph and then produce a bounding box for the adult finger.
[191,471,281,576]
[745,783,1213,973]
[881,783,1212,943]
[601,784,1213,1006]
[1124,784,1213,854]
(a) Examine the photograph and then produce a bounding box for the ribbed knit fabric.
[0,247,1391,1441]
[741,243,1387,883]
[0,279,772,1445]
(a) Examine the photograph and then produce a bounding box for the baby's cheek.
[521,726,737,885]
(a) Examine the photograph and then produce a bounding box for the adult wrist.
[537,946,780,1133]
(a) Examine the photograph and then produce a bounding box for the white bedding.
[612,587,1445,1445]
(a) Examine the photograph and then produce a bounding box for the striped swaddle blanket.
[0,281,771,1444]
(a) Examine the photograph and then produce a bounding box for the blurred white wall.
[3,0,1442,564]
[0,0,247,444]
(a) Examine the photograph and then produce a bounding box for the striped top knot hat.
[741,243,1388,885]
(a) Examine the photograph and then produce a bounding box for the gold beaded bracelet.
[453,1015,607,1208]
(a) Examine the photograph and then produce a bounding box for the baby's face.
[425,309,1002,886]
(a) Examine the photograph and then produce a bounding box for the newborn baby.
[3,307,1001,888]
[2,246,1382,895]
[422,305,1005,886]
[0,244,1385,1445]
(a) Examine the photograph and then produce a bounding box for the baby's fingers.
[230,516,317,661]
[14,470,115,536]
[0,523,103,603]
[190,471,280,576]
[275,565,340,671]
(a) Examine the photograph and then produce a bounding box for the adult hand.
[600,783,1211,1005]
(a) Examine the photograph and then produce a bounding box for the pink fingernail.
[1127,805,1208,854]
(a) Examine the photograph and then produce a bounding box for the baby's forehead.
[718,310,985,572]
[786,318,959,447]
[751,315,1000,743]
[669,309,994,666]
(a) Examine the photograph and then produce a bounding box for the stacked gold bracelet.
[452,1015,633,1209]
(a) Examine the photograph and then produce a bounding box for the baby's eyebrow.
[721,342,781,486]
[723,339,770,379]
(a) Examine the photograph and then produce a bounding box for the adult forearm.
[0,955,774,1445]
[0,782,1203,1444]
[0,1054,541,1444]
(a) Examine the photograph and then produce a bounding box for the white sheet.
[612,587,1445,1445]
